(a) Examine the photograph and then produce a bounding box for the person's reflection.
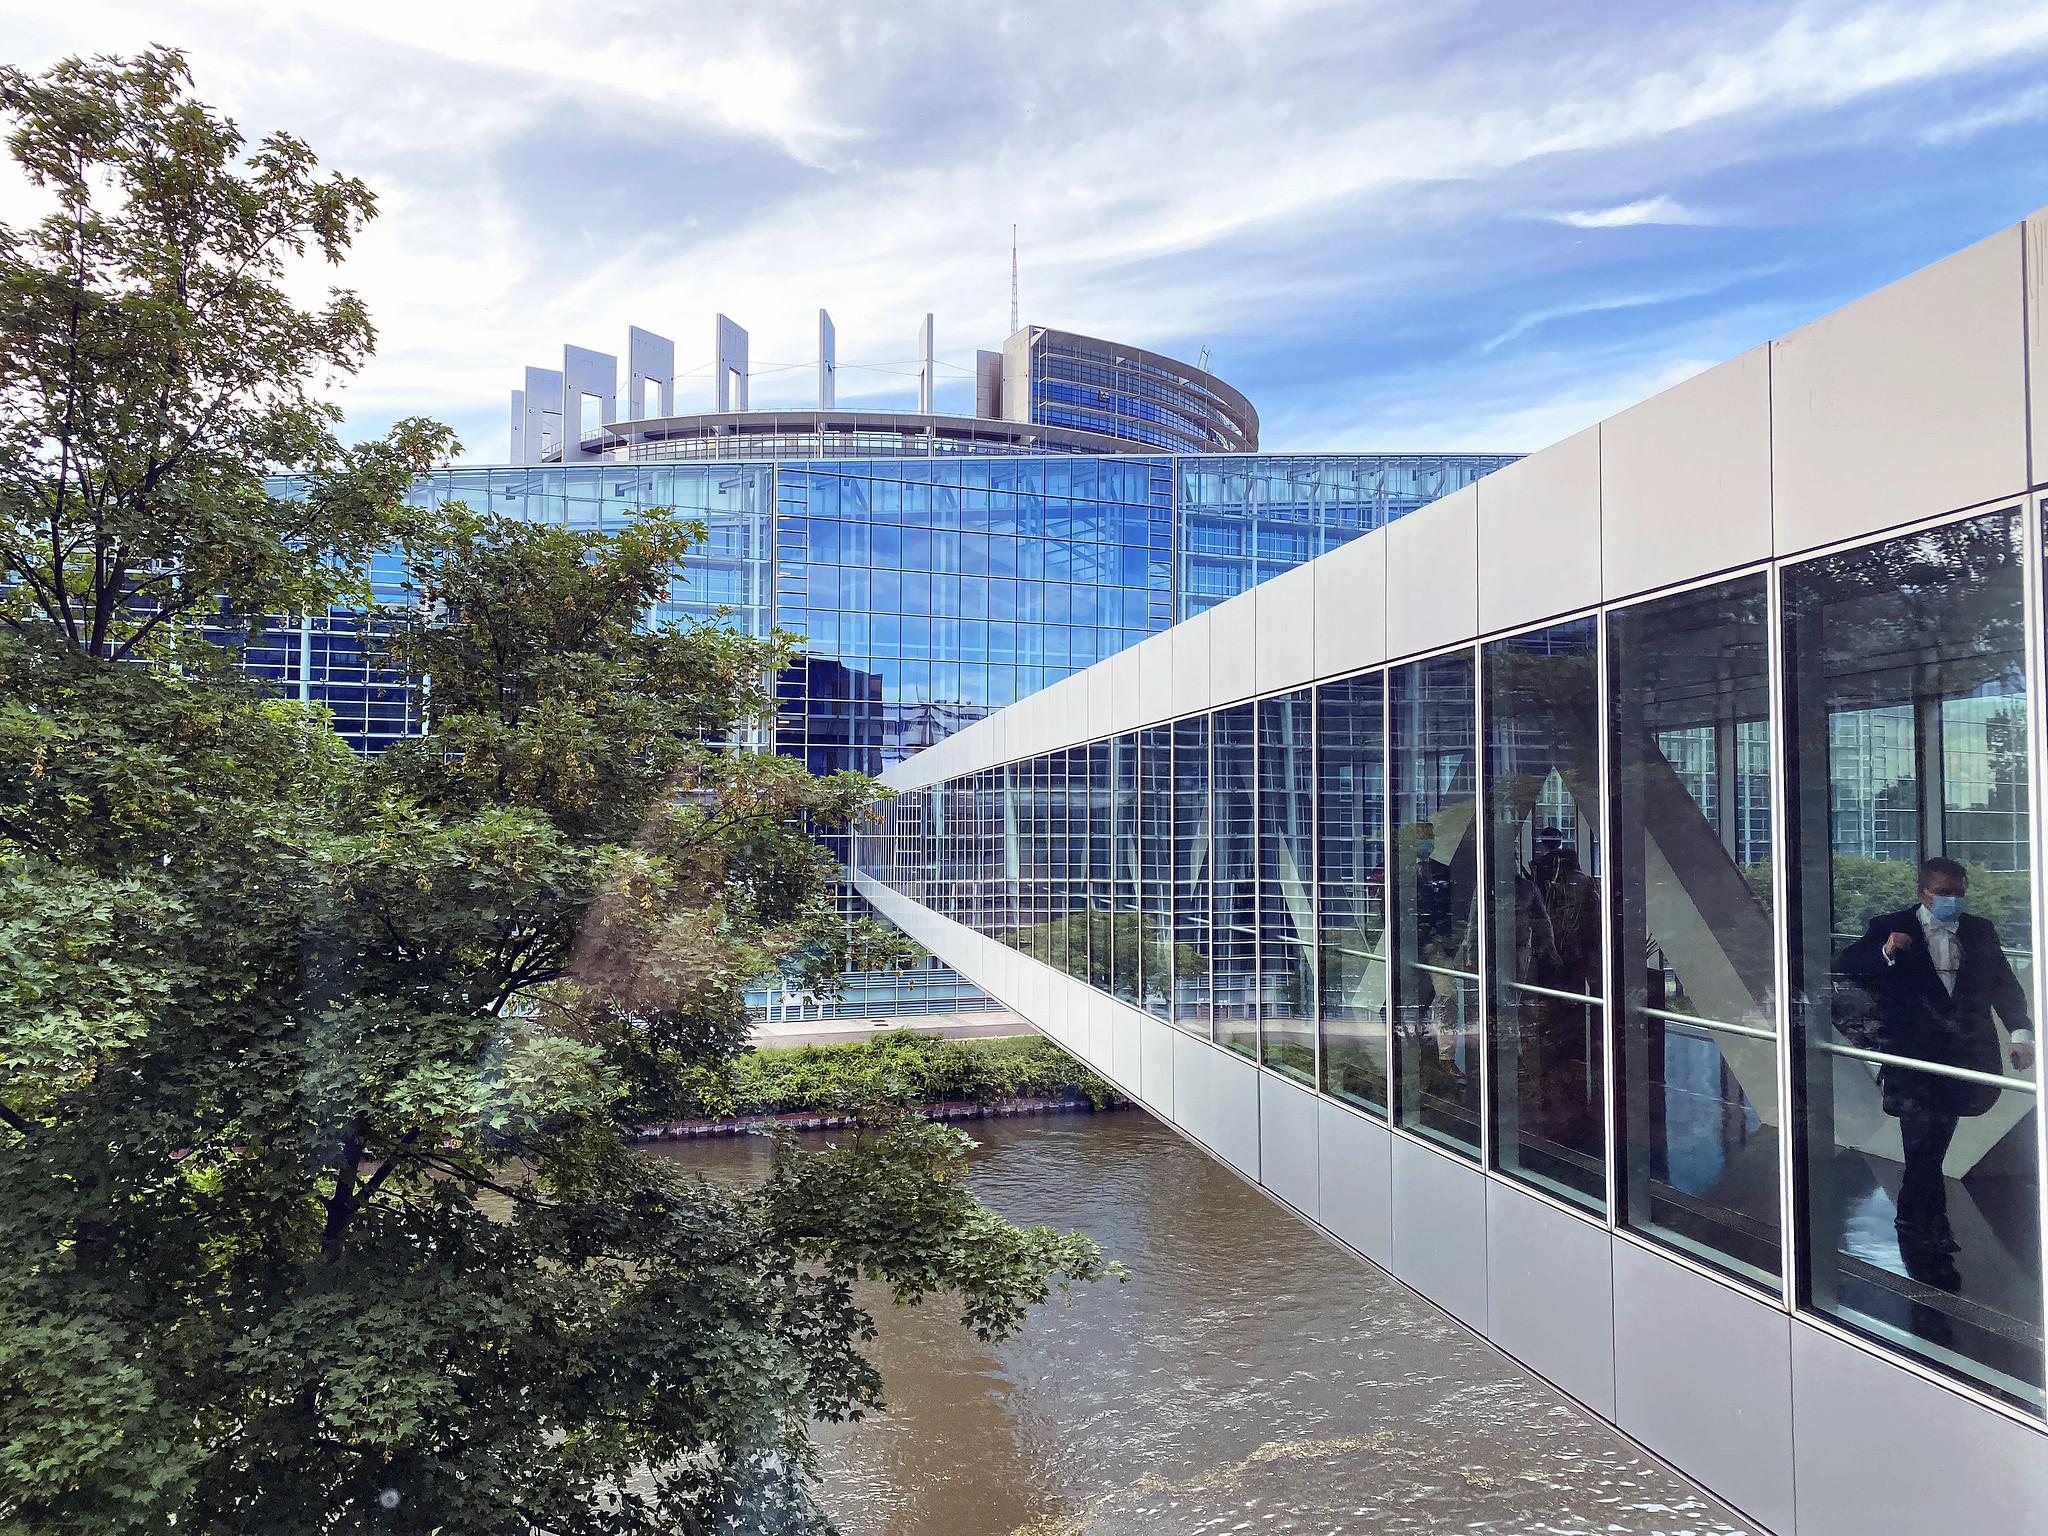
[1411,821,1467,1082]
[1834,857,2036,1292]
[1539,845,1600,995]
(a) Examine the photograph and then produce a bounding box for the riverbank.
[633,1028,1122,1140]
[629,1093,1128,1141]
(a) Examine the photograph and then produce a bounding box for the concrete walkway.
[748,1009,1036,1050]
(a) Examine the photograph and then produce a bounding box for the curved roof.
[558,408,1165,462]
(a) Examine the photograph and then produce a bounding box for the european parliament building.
[263,320,1515,1017]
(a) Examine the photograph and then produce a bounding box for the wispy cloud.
[2,0,2045,460]
[1552,196,1706,228]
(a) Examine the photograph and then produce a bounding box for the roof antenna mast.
[1010,224,1019,334]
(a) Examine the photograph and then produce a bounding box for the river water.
[651,1109,1759,1536]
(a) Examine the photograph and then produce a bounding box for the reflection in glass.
[1259,692,1317,1083]
[1173,716,1213,1034]
[1213,704,1259,1057]
[1609,578,1781,1285]
[1140,725,1176,1019]
[1318,673,1388,1113]
[1112,733,1141,1005]
[1389,653,1482,1158]
[1086,739,1112,989]
[1785,509,2041,1413]
[1483,618,1606,1210]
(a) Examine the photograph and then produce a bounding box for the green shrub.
[680,1029,1121,1119]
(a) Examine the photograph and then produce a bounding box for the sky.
[4,0,2048,463]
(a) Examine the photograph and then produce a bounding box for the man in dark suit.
[1835,857,2035,1290]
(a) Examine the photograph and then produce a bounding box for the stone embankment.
[629,1094,1125,1141]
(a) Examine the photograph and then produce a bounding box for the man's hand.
[1883,929,1915,959]
[2013,1042,2036,1071]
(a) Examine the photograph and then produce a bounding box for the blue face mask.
[1930,895,1963,923]
[1415,839,1435,862]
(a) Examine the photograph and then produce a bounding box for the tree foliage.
[0,46,451,660]
[0,52,1113,1536]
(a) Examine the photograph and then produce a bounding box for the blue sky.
[5,1,2048,462]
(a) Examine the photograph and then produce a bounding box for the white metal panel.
[1172,1034,1261,1177]
[1257,1071,1320,1219]
[1208,590,1257,705]
[1317,1099,1392,1265]
[1484,1181,1615,1419]
[1137,632,1171,726]
[1109,647,1141,733]
[1790,1322,2047,1536]
[2030,207,2048,489]
[1612,1240,1794,1535]
[1109,1004,1142,1092]
[1389,1137,1488,1328]
[1386,485,1479,660]
[1772,222,2027,556]
[1170,609,1214,716]
[1253,562,1317,694]
[1476,425,1601,633]
[1601,346,1772,602]
[1312,526,1388,678]
[1086,660,1113,740]
[1138,1017,1176,1116]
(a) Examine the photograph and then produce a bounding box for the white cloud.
[2,0,2046,460]
[1552,195,1705,228]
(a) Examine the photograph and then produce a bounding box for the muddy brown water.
[650,1109,1759,1536]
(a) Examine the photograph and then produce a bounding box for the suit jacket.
[1834,906,2028,1118]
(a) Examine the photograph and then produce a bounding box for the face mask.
[1930,895,1963,923]
[1415,840,1435,862]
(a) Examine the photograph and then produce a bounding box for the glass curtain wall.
[1390,652,1483,1158]
[1173,716,1214,1034]
[1609,577,1782,1287]
[1318,674,1388,1114]
[1259,692,1318,1082]
[1483,618,1607,1211]
[855,501,2048,1425]
[1785,508,2040,1413]
[1214,704,1260,1057]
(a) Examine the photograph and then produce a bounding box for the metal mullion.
[1473,642,1492,1175]
[1597,607,1619,1228]
[1310,688,1323,1092]
[1766,556,1798,1311]
[1384,667,1394,1119]
[2021,487,2048,1368]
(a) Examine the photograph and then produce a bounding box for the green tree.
[0,51,1112,1535]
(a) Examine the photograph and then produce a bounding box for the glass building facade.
[265,453,1512,773]
[259,451,1514,1018]
[856,502,2045,1419]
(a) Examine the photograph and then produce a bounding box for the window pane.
[1483,617,1606,1211]
[1173,715,1213,1034]
[1318,673,1388,1114]
[1259,691,1317,1083]
[1141,725,1175,1018]
[1785,508,2040,1414]
[1610,577,1781,1286]
[1112,733,1141,1005]
[1087,739,1112,991]
[1213,703,1259,1057]
[1390,652,1482,1158]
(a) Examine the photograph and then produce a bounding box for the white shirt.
[1917,902,1960,995]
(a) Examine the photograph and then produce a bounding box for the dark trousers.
[1896,1107,1961,1246]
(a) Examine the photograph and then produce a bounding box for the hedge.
[672,1028,1120,1121]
